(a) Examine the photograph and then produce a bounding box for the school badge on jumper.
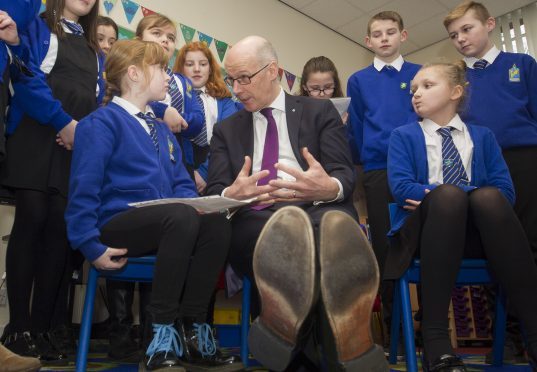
[509,64,520,82]
[167,136,176,163]
[185,83,193,98]
[400,82,407,90]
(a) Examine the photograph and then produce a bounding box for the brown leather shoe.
[0,343,41,372]
[319,210,388,371]
[248,206,316,371]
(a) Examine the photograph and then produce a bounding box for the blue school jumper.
[462,51,537,149]
[66,102,197,261]
[347,61,420,171]
[387,121,514,235]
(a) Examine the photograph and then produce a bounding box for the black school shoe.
[319,210,389,372]
[139,323,185,372]
[177,319,243,371]
[3,332,40,359]
[247,206,317,371]
[108,323,141,361]
[47,324,77,357]
[424,354,467,372]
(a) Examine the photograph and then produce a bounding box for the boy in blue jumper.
[347,11,420,277]
[445,1,537,363]
[347,11,420,340]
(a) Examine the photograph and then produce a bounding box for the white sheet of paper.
[330,97,351,118]
[128,195,256,214]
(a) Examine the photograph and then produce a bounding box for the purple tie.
[252,108,278,210]
[258,107,279,186]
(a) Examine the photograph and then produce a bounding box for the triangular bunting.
[284,70,296,91]
[121,0,139,24]
[103,0,117,15]
[40,0,46,14]
[278,68,284,81]
[214,39,228,62]
[141,6,156,17]
[197,32,213,47]
[168,50,178,69]
[180,24,196,43]
[118,26,135,40]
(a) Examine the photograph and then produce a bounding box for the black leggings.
[401,185,537,362]
[100,203,230,324]
[6,189,71,333]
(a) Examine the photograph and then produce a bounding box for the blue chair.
[75,257,252,371]
[387,204,507,372]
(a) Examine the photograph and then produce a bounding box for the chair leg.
[240,277,251,367]
[492,287,506,367]
[75,266,99,372]
[389,282,401,365]
[400,278,418,372]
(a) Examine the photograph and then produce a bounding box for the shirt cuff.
[313,177,344,205]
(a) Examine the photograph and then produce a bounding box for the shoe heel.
[341,344,389,372]
[248,318,295,371]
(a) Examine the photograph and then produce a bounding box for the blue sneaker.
[141,324,185,371]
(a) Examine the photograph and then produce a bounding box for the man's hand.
[163,106,188,133]
[224,156,277,204]
[268,147,339,202]
[92,247,128,270]
[57,120,78,150]
[0,11,20,46]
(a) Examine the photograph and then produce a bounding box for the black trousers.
[6,189,71,333]
[399,185,537,362]
[100,204,230,324]
[229,202,357,370]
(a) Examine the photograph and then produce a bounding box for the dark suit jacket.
[206,93,356,217]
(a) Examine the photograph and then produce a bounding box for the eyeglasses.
[306,86,335,97]
[224,63,270,87]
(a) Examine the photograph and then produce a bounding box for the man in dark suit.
[206,36,388,371]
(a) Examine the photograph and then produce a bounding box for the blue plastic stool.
[75,257,252,371]
[388,205,507,372]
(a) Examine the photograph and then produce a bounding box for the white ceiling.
[279,0,536,55]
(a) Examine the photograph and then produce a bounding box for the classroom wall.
[405,38,461,65]
[100,0,373,93]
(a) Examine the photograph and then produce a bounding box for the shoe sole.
[248,206,316,371]
[320,211,388,371]
[138,360,186,372]
[177,361,245,372]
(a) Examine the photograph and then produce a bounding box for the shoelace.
[146,324,182,363]
[193,323,216,357]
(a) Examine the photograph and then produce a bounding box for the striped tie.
[438,127,468,186]
[61,19,84,35]
[191,90,208,146]
[167,68,184,113]
[473,59,488,69]
[136,112,159,152]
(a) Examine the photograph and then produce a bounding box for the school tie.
[61,19,84,35]
[191,90,208,146]
[438,127,469,186]
[473,59,488,69]
[167,68,184,113]
[136,112,159,152]
[251,108,279,211]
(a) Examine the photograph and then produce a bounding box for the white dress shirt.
[420,114,474,185]
[464,45,500,69]
[197,87,218,143]
[112,96,155,135]
[373,54,404,72]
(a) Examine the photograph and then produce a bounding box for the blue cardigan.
[183,96,240,179]
[387,121,514,235]
[66,102,197,262]
[7,15,104,135]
